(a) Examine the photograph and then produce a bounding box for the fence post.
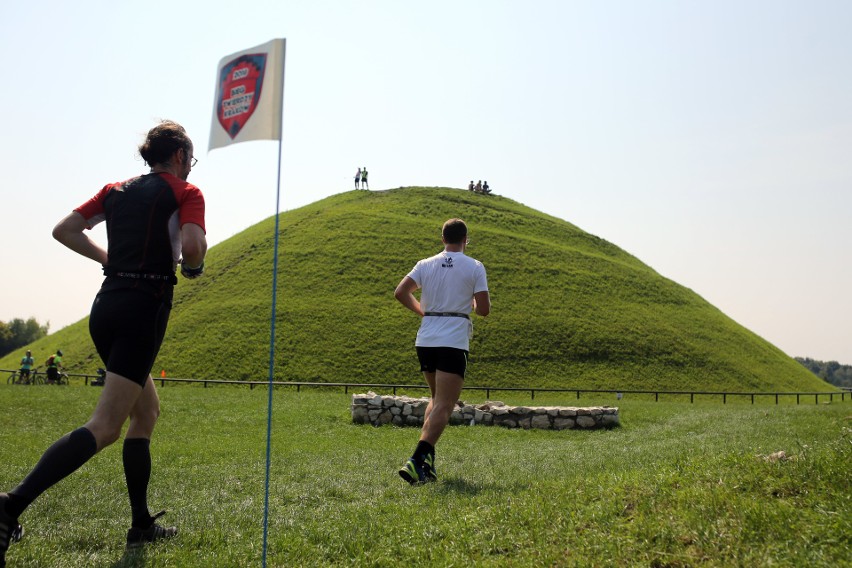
[815,394,818,405]
[723,393,726,404]
[690,393,694,404]
[655,392,659,402]
[775,394,779,405]
[531,390,535,400]
[796,394,800,405]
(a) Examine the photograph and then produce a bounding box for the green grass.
[0,187,831,394]
[1,384,849,567]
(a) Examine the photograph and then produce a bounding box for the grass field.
[0,384,849,567]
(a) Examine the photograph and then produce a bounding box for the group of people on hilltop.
[467,180,491,195]
[354,167,369,190]
[15,349,63,384]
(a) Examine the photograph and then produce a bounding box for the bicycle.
[45,368,69,385]
[7,367,44,385]
[55,371,70,386]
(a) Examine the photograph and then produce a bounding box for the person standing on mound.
[394,218,490,484]
[0,120,207,566]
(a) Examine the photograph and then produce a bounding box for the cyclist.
[18,351,34,384]
[45,350,63,384]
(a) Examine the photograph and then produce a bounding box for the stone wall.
[351,392,619,430]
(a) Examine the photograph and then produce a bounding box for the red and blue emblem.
[216,53,268,139]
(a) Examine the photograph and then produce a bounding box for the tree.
[0,317,50,357]
[795,356,852,389]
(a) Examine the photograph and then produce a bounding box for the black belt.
[424,312,470,320]
[105,269,177,283]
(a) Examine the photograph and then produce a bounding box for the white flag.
[209,38,286,151]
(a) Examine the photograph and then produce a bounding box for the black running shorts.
[89,289,171,386]
[416,346,469,378]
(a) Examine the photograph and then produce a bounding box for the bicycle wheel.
[7,372,17,385]
[31,372,45,385]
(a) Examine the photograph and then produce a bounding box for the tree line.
[795,357,852,389]
[0,317,49,358]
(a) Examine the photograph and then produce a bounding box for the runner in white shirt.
[394,218,490,484]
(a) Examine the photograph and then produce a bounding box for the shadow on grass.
[435,476,528,495]
[110,547,147,567]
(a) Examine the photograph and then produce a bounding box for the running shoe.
[422,453,438,482]
[126,510,177,549]
[398,458,426,485]
[0,493,23,568]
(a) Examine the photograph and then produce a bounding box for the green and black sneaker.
[422,453,438,482]
[398,458,426,485]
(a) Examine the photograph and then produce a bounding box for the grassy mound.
[0,187,830,392]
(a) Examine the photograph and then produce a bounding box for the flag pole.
[262,134,283,568]
[208,38,285,567]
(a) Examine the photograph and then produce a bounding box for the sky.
[1,0,850,364]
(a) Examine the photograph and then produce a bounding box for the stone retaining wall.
[351,392,619,430]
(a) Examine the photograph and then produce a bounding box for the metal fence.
[5,369,847,405]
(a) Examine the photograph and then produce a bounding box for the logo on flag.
[216,54,268,139]
[209,38,285,151]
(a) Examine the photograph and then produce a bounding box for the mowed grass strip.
[0,384,849,567]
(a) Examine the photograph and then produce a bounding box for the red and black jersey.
[75,172,205,289]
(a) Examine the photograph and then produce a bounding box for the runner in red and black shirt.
[0,121,206,565]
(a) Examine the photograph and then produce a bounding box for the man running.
[0,120,206,566]
[394,218,490,484]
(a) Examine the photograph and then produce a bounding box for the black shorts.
[89,289,171,386]
[416,347,469,378]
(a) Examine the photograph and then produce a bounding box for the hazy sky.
[1,1,849,364]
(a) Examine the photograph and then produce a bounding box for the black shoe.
[0,493,24,568]
[126,510,177,549]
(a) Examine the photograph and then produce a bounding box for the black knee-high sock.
[123,438,152,528]
[7,427,98,518]
[413,440,435,463]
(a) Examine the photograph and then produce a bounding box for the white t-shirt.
[407,250,489,350]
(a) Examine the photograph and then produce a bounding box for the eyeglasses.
[190,157,198,167]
